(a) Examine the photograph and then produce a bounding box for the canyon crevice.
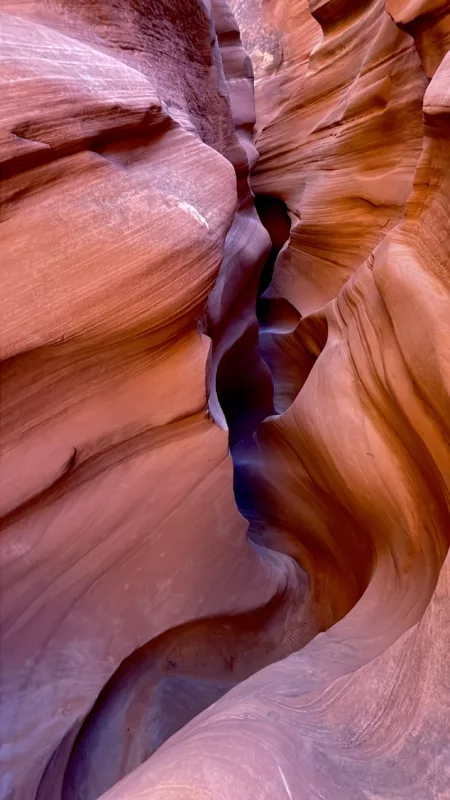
[0,0,449,798]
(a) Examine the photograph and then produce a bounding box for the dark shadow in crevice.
[254,194,292,297]
[254,195,301,335]
[215,321,274,448]
[48,592,296,800]
[213,194,296,449]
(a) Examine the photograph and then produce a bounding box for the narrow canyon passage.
[1,1,450,799]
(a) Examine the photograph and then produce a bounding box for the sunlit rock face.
[1,1,449,799]
[0,3,312,798]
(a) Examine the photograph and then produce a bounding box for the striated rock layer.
[0,3,313,797]
[1,1,449,799]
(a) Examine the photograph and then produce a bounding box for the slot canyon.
[1,0,450,797]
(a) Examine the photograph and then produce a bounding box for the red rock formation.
[1,0,449,798]
[0,4,311,797]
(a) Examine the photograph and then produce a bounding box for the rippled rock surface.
[1,1,449,798]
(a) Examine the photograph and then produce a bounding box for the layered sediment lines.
[1,0,449,799]
[104,0,450,797]
[0,3,311,798]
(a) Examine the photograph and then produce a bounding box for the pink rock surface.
[1,0,449,798]
[0,4,309,797]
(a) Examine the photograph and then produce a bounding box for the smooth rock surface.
[0,3,312,797]
[1,0,449,798]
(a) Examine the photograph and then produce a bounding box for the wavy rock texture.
[0,3,313,798]
[1,1,449,800]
